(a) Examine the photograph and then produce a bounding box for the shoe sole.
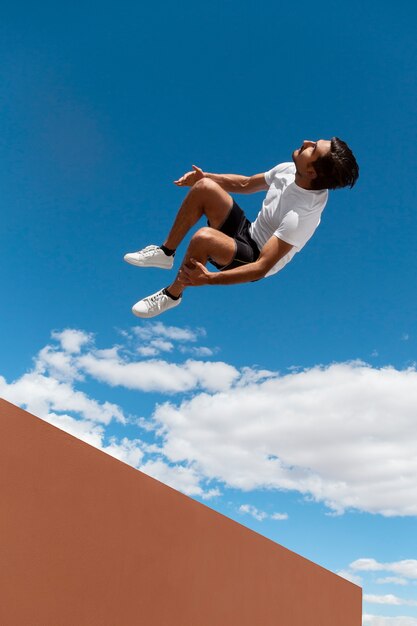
[124,255,173,270]
[132,301,181,318]
[132,308,155,318]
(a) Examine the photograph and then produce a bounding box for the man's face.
[292,139,331,182]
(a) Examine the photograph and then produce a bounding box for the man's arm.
[174,165,269,194]
[180,236,294,286]
[204,171,269,194]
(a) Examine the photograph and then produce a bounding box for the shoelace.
[144,291,167,310]
[141,245,159,257]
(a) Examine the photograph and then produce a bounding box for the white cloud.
[139,459,218,499]
[45,412,106,448]
[52,329,92,353]
[351,560,417,580]
[149,339,174,352]
[137,339,174,357]
[132,321,202,343]
[239,504,288,522]
[78,353,239,393]
[152,362,417,516]
[271,512,289,520]
[239,504,268,521]
[120,322,210,357]
[201,488,222,500]
[137,345,159,357]
[0,372,125,425]
[340,558,417,617]
[363,616,417,626]
[377,578,409,587]
[364,595,417,607]
[179,345,216,357]
[103,437,144,467]
[337,570,363,586]
[36,345,83,382]
[35,413,144,468]
[236,366,277,386]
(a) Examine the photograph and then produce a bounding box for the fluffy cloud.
[270,512,288,520]
[364,595,417,607]
[351,560,417,580]
[0,372,125,426]
[78,353,239,393]
[128,322,216,358]
[45,412,106,448]
[103,437,144,467]
[239,504,288,522]
[341,557,417,624]
[136,340,174,357]
[337,570,363,586]
[153,362,417,516]
[179,345,216,357]
[376,579,409,587]
[132,321,203,344]
[139,459,220,499]
[239,504,268,521]
[35,412,144,467]
[363,616,417,626]
[52,329,92,353]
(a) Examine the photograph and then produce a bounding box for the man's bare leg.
[163,179,234,250]
[130,180,237,318]
[131,228,236,318]
[125,178,234,269]
[166,227,236,298]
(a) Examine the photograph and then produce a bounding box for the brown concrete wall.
[0,398,361,626]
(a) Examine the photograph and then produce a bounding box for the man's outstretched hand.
[174,165,205,187]
[178,259,212,286]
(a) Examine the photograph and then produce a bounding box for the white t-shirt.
[249,162,328,277]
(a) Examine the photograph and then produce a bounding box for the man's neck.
[294,172,312,190]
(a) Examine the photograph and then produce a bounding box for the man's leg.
[130,181,244,318]
[131,227,236,318]
[125,178,234,269]
[167,227,236,297]
[163,178,234,250]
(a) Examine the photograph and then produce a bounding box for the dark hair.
[310,137,359,190]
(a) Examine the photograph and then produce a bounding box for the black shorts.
[207,200,260,271]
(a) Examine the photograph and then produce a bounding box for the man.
[124,138,359,318]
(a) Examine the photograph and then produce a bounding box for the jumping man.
[124,138,359,318]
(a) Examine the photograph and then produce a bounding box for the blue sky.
[1,1,417,623]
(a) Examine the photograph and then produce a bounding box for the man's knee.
[193,178,221,194]
[191,227,214,245]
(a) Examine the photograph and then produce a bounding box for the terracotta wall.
[0,398,361,625]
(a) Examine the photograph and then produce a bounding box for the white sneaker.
[124,245,174,269]
[132,288,182,318]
